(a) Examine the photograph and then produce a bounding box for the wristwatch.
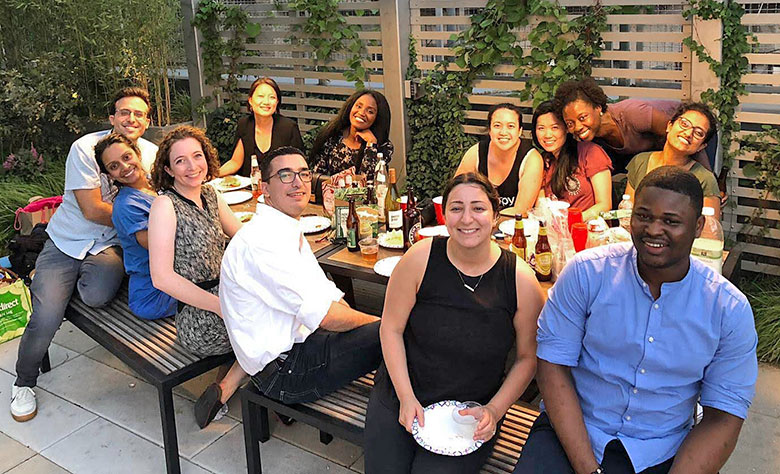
[590,466,605,474]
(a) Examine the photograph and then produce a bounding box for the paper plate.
[222,190,252,205]
[209,176,251,192]
[234,211,254,223]
[300,215,331,234]
[411,400,484,456]
[378,230,403,249]
[373,256,401,277]
[498,218,538,238]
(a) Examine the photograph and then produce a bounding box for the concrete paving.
[0,319,777,473]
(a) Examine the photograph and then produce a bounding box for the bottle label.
[334,206,349,239]
[408,221,422,245]
[347,228,358,248]
[510,244,526,261]
[388,210,402,229]
[536,252,552,275]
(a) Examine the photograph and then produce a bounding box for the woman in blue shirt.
[95,133,177,319]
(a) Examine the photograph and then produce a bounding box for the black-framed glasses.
[677,117,707,141]
[268,169,313,184]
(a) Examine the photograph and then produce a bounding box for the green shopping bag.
[0,267,32,344]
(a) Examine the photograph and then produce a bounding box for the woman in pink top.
[554,77,711,173]
[533,101,613,221]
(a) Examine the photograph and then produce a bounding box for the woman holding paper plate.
[364,172,545,473]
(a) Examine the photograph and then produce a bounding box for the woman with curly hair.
[533,100,613,222]
[310,89,393,182]
[148,125,246,429]
[219,77,304,177]
[554,77,711,173]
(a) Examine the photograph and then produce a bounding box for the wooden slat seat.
[241,371,539,473]
[63,287,233,474]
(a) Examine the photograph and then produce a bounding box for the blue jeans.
[14,239,124,387]
[251,321,381,404]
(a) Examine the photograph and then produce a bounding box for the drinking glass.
[358,237,379,262]
[571,222,588,252]
[452,401,482,438]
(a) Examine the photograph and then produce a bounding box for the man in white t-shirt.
[220,146,381,405]
[10,87,158,422]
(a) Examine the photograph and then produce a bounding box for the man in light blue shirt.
[10,87,158,423]
[514,166,757,474]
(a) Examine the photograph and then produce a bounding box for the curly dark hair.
[442,172,500,216]
[94,133,142,179]
[150,125,220,192]
[247,77,283,115]
[668,101,718,145]
[532,100,580,198]
[309,89,391,162]
[554,77,608,111]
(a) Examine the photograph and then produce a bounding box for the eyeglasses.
[268,169,312,184]
[677,117,707,141]
[116,109,148,120]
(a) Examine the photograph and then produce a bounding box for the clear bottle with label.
[691,206,724,274]
[375,157,388,224]
[250,155,261,198]
[618,194,633,232]
[385,168,402,231]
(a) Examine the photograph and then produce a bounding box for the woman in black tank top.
[454,103,544,215]
[364,173,545,474]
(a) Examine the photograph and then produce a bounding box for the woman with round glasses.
[219,77,304,177]
[148,125,247,428]
[310,89,392,183]
[554,77,712,173]
[624,102,721,217]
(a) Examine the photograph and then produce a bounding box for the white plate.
[378,230,403,249]
[411,400,484,456]
[373,256,401,277]
[300,215,331,234]
[498,218,538,238]
[222,190,252,205]
[209,176,251,192]
[234,211,254,223]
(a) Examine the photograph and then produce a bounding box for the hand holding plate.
[399,395,425,433]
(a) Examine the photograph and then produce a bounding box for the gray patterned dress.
[165,185,232,356]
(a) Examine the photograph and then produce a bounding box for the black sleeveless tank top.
[477,137,533,209]
[374,237,517,408]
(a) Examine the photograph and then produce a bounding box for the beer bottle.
[402,187,422,250]
[346,196,359,252]
[250,155,261,198]
[385,168,402,231]
[535,221,552,282]
[510,214,527,261]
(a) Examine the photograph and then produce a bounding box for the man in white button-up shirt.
[220,146,380,404]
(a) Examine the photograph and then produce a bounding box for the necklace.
[455,268,485,292]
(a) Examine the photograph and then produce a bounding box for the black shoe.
[277,413,296,426]
[194,383,223,429]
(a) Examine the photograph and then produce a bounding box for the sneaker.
[11,385,37,422]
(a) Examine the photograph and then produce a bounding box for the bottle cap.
[388,168,397,182]
[622,194,630,200]
[702,207,715,216]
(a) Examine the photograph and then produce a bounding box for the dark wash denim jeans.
[252,320,381,404]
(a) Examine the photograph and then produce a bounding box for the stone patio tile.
[4,454,71,474]
[722,410,780,474]
[350,454,365,473]
[192,424,353,474]
[51,321,99,354]
[0,370,97,452]
[0,431,36,472]
[82,345,138,379]
[36,355,237,459]
[41,418,211,474]
[0,338,78,377]
[271,418,363,468]
[750,363,780,419]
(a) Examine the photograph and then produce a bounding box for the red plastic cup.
[568,207,583,234]
[571,222,588,253]
[433,196,444,225]
[400,196,408,211]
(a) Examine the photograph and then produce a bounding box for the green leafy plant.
[683,0,755,172]
[744,276,780,365]
[282,0,368,88]
[742,126,780,200]
[205,106,242,163]
[3,145,45,180]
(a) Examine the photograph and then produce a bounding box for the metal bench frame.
[63,291,233,474]
[241,373,539,474]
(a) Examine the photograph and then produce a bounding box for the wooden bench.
[241,372,539,474]
[62,288,234,474]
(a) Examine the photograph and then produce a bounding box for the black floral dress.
[312,135,393,183]
[165,185,232,356]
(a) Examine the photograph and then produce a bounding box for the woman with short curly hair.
[148,125,246,429]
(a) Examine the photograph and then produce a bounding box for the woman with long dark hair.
[219,77,304,177]
[310,89,392,182]
[455,103,544,213]
[533,100,612,221]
